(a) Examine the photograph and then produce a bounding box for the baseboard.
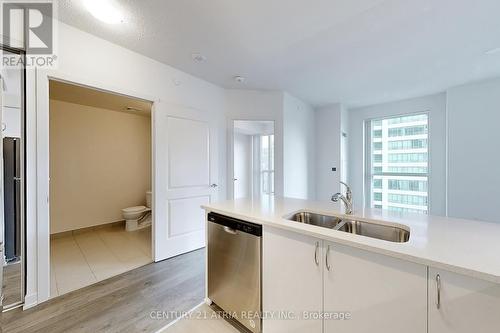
[50,220,125,239]
[23,292,38,310]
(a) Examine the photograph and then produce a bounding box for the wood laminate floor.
[0,249,205,333]
[158,304,240,333]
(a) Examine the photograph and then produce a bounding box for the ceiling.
[49,80,152,116]
[234,120,274,136]
[57,0,500,107]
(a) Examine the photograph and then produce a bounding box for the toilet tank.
[146,191,152,208]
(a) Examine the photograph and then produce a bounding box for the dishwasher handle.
[208,212,262,236]
[223,226,238,235]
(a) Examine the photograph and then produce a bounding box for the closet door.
[0,71,4,311]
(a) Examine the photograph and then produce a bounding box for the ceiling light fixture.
[83,0,124,24]
[234,75,246,83]
[485,47,500,55]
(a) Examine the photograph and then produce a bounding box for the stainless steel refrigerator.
[3,137,21,263]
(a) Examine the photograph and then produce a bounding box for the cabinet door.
[429,268,500,333]
[324,242,427,333]
[263,226,323,333]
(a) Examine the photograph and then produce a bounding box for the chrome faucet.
[332,181,353,215]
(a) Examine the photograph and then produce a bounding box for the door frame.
[33,69,159,305]
[228,119,276,199]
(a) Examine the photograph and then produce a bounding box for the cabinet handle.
[314,242,320,266]
[325,245,331,271]
[436,274,441,309]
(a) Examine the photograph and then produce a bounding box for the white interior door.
[154,104,218,260]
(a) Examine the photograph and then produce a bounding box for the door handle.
[325,245,332,271]
[436,274,441,309]
[210,184,218,188]
[223,226,238,235]
[314,242,320,266]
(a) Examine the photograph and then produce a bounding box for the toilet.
[122,191,152,232]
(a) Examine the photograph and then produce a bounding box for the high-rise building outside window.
[260,135,275,195]
[366,113,429,214]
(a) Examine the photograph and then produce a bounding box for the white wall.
[348,93,447,215]
[283,93,316,199]
[447,77,500,223]
[233,132,252,198]
[225,90,284,198]
[27,22,228,307]
[315,104,344,202]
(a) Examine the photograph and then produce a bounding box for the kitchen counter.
[202,196,500,284]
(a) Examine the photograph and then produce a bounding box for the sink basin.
[288,212,343,229]
[286,211,410,243]
[336,220,410,243]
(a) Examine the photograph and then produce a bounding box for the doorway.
[48,80,153,298]
[233,120,275,199]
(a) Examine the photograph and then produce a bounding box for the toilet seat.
[123,205,148,214]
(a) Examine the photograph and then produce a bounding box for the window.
[388,139,427,150]
[260,135,274,195]
[366,113,429,214]
[388,125,428,137]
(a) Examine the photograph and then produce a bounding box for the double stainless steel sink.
[287,211,410,243]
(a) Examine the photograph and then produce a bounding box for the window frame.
[364,111,431,213]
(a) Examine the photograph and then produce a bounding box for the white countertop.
[202,196,500,284]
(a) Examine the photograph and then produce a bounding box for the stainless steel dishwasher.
[208,212,262,333]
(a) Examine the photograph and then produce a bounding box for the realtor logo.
[1,1,57,68]
[2,1,53,54]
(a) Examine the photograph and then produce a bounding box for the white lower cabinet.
[263,227,323,333]
[323,242,427,333]
[263,226,499,333]
[428,268,500,333]
[263,226,427,333]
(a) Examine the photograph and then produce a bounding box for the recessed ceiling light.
[485,47,500,55]
[84,0,124,24]
[233,75,246,83]
[192,53,207,63]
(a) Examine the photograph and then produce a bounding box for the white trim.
[36,69,50,303]
[444,92,450,217]
[31,69,160,305]
[228,119,276,199]
[25,67,37,309]
[22,292,38,310]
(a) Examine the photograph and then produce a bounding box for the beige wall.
[49,100,151,234]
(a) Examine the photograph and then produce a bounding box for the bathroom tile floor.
[50,224,152,298]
